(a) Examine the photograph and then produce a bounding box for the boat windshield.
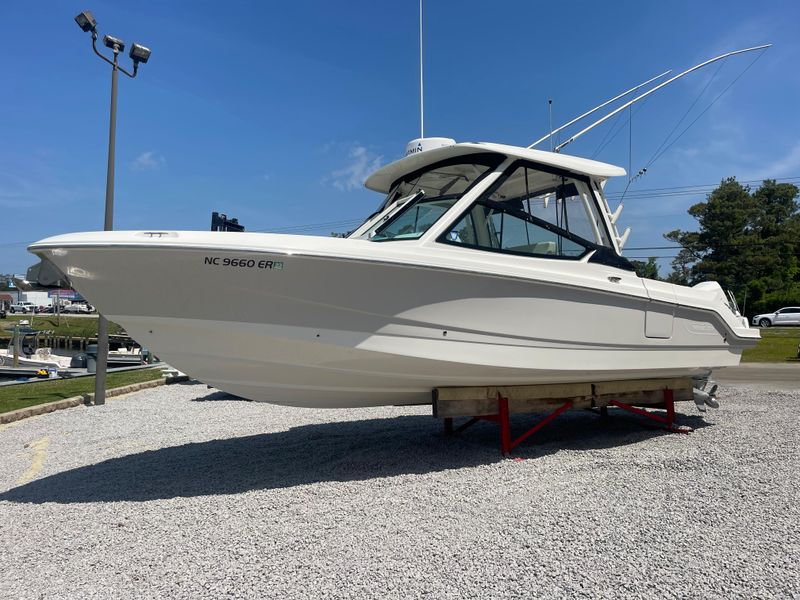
[370,196,459,241]
[439,161,614,259]
[365,157,500,242]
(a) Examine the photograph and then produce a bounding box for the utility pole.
[74,11,152,405]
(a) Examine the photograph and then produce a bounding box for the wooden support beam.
[594,386,693,408]
[435,381,592,402]
[593,378,691,396]
[433,377,694,418]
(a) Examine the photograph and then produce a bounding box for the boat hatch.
[642,279,677,339]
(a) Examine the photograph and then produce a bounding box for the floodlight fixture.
[129,43,151,64]
[74,11,97,33]
[103,34,125,52]
[73,10,152,407]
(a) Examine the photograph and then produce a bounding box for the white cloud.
[131,151,165,172]
[0,170,87,210]
[745,141,800,180]
[329,145,383,191]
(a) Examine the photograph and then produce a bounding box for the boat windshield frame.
[363,153,504,242]
[435,159,634,270]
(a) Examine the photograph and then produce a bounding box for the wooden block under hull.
[433,378,694,418]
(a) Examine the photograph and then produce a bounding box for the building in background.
[0,274,83,309]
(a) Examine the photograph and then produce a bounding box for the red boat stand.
[443,387,692,456]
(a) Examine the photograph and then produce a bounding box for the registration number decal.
[204,256,284,270]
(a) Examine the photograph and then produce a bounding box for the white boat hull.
[113,316,742,408]
[29,233,757,408]
[0,350,71,370]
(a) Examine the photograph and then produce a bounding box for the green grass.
[0,315,124,340]
[0,368,164,414]
[741,327,800,363]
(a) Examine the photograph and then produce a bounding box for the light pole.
[75,11,151,405]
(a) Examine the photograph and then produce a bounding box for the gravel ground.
[0,382,798,599]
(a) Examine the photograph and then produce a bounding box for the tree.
[664,178,800,315]
[630,257,660,280]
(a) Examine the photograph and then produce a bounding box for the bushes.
[746,284,800,317]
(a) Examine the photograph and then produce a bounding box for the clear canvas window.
[439,161,612,259]
[443,202,588,258]
[485,164,611,246]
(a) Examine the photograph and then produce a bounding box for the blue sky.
[2,0,799,274]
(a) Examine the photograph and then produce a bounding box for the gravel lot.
[1,381,798,599]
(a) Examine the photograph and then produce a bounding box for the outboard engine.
[692,374,719,412]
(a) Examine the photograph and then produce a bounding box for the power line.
[626,255,683,259]
[251,217,364,234]
[605,176,800,200]
[2,175,796,246]
[609,176,800,192]
[628,239,800,251]
[627,252,800,259]
[249,176,800,232]
[0,217,367,248]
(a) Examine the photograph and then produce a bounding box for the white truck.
[9,302,37,314]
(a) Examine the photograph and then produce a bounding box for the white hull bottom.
[116,316,740,408]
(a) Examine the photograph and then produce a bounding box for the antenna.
[554,44,771,153]
[419,0,424,138]
[529,70,672,149]
[548,99,553,151]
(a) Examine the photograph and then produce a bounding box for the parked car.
[752,306,800,328]
[43,304,70,313]
[0,307,6,319]
[62,303,92,314]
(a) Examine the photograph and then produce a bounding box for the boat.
[0,325,73,371]
[0,348,71,371]
[27,135,760,408]
[28,42,771,408]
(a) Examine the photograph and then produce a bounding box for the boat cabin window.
[442,202,590,258]
[439,162,612,259]
[366,155,502,241]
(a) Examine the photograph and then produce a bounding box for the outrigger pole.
[551,44,771,153]
[528,70,672,149]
